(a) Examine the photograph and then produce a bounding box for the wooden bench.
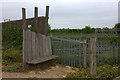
[27,55,58,64]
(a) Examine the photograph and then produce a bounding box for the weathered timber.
[22,8,29,69]
[90,37,97,77]
[50,37,86,44]
[27,55,58,64]
[83,40,87,68]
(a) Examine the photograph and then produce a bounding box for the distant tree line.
[50,23,120,34]
[50,26,95,34]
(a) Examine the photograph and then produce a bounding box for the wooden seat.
[26,55,58,64]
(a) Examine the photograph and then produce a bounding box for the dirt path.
[2,64,76,78]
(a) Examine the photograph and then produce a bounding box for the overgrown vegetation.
[2,24,23,50]
[2,63,23,72]
[65,64,119,78]
[2,49,22,65]
[2,23,120,78]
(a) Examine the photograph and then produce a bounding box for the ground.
[2,64,76,78]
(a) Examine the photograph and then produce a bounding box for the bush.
[2,24,23,50]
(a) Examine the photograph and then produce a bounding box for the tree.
[114,23,120,29]
[103,27,109,33]
[114,23,120,34]
[82,26,92,34]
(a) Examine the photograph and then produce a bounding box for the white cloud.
[0,1,118,29]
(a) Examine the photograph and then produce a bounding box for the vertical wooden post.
[22,8,28,69]
[83,40,87,68]
[22,8,27,30]
[90,37,97,77]
[45,6,49,36]
[34,7,39,33]
[46,6,49,19]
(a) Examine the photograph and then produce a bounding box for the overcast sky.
[0,0,119,29]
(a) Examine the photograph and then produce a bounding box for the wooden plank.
[50,37,86,44]
[2,17,45,29]
[42,35,46,57]
[31,31,36,60]
[48,37,52,56]
[27,55,58,64]
[27,30,32,61]
[35,33,40,59]
[46,36,49,56]
[44,35,47,57]
[37,33,41,58]
[88,40,90,65]
[38,34,42,58]
[39,34,43,58]
[83,40,87,68]
[25,30,29,61]
[23,30,28,69]
[90,37,97,77]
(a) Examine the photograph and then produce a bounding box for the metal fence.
[51,38,119,68]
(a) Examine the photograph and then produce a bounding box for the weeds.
[65,64,119,78]
[2,65,23,72]
[2,49,22,65]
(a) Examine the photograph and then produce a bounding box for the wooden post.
[22,8,27,30]
[34,7,39,33]
[22,8,28,69]
[45,6,49,36]
[83,40,87,68]
[90,37,97,77]
[46,6,49,19]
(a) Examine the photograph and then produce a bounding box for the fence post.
[83,40,87,68]
[22,8,28,69]
[34,7,39,33]
[90,37,97,77]
[45,6,49,36]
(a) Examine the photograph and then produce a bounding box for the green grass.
[65,64,119,78]
[2,65,23,72]
[2,49,22,65]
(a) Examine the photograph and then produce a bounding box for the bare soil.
[2,63,77,78]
